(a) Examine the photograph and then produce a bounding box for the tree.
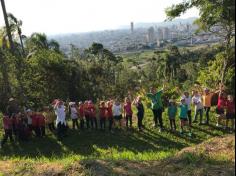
[26,33,61,57]
[154,46,181,81]
[7,13,25,56]
[0,0,15,52]
[166,0,235,84]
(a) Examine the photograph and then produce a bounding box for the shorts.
[226,113,235,119]
[114,115,122,121]
[169,116,176,120]
[216,108,224,115]
[180,118,188,122]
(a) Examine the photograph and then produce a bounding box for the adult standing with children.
[147,84,166,132]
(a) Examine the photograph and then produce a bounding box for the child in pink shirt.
[124,97,133,128]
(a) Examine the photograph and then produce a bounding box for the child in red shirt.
[37,112,46,137]
[216,91,227,127]
[226,95,235,132]
[88,101,97,130]
[31,111,40,137]
[0,114,13,148]
[99,101,107,130]
[106,100,114,132]
[84,101,91,129]
[124,97,133,129]
[78,102,85,130]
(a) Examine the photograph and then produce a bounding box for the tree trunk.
[221,58,227,84]
[0,0,15,52]
[221,31,232,84]
[18,29,25,56]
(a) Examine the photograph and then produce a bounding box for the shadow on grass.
[0,126,187,159]
[0,119,231,160]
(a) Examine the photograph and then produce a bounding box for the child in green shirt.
[168,99,177,131]
[179,98,192,136]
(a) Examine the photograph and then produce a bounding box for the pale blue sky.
[0,0,199,35]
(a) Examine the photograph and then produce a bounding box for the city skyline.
[0,0,199,35]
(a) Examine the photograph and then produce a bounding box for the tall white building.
[157,28,163,41]
[163,27,170,40]
[147,27,155,43]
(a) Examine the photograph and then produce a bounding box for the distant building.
[147,27,155,43]
[163,27,170,40]
[157,39,161,47]
[131,22,134,33]
[157,28,163,41]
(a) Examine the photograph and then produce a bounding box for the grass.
[0,107,234,175]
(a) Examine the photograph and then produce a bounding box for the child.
[0,114,13,149]
[124,97,133,129]
[179,98,191,136]
[43,106,56,132]
[88,101,97,130]
[18,113,31,141]
[168,99,177,131]
[176,87,192,127]
[113,99,123,128]
[26,109,33,132]
[84,101,91,129]
[69,102,79,130]
[133,96,145,131]
[182,92,192,127]
[31,111,40,137]
[225,95,235,132]
[216,91,227,127]
[192,91,204,125]
[99,101,107,130]
[54,100,67,140]
[78,102,85,130]
[15,113,24,140]
[106,100,114,132]
[37,112,46,137]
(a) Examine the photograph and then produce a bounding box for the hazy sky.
[0,0,199,35]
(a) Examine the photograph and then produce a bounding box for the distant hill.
[119,17,198,29]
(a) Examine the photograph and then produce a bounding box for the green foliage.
[198,51,235,94]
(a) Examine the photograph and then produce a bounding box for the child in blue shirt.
[168,99,177,131]
[179,98,192,136]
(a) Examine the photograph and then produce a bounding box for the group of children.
[0,83,235,148]
[0,108,51,148]
[165,84,235,135]
[67,96,145,133]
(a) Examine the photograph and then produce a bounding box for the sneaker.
[159,128,163,132]
[216,123,220,127]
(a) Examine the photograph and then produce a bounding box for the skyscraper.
[147,27,155,43]
[131,22,134,33]
[163,27,170,40]
[157,28,163,41]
